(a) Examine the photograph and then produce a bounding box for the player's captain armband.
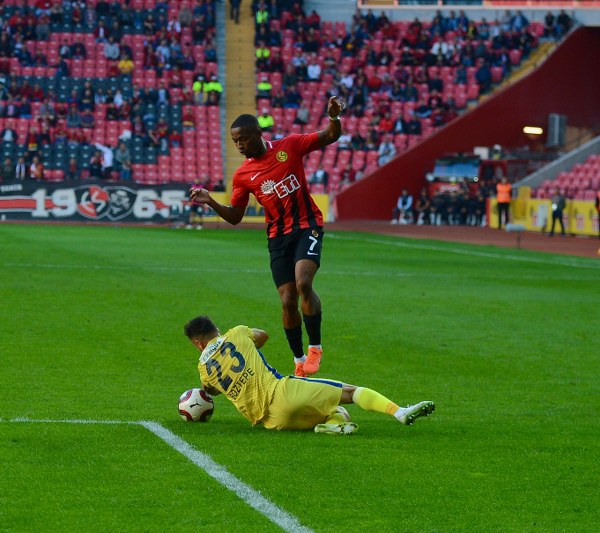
[199,337,225,365]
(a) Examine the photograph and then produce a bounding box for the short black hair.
[231,114,260,130]
[184,315,218,339]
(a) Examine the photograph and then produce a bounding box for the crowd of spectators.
[253,3,572,194]
[0,0,221,184]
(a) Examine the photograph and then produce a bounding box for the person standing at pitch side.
[190,96,344,377]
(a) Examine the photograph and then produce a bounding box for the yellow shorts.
[261,376,343,430]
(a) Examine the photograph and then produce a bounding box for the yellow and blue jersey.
[198,325,283,425]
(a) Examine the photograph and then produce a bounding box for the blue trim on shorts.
[288,376,342,388]
[257,349,283,379]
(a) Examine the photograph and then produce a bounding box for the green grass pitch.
[1,223,599,532]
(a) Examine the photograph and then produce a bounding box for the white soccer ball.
[178,388,214,422]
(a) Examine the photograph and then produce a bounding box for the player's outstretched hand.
[327,95,346,117]
[189,187,211,204]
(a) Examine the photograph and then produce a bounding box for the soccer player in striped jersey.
[184,315,435,435]
[190,96,345,377]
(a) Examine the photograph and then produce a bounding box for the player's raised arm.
[189,187,245,225]
[251,328,269,348]
[316,96,344,148]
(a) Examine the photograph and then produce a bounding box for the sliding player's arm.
[251,329,269,348]
[201,381,221,397]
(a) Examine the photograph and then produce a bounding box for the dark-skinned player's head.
[231,114,265,159]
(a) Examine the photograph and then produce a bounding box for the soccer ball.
[178,388,214,422]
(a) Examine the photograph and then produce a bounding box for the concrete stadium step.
[225,9,256,181]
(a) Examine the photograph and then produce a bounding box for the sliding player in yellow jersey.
[184,315,435,435]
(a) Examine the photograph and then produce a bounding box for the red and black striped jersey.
[230,133,324,238]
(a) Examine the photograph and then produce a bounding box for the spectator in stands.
[204,42,217,63]
[192,74,206,104]
[255,40,270,71]
[1,123,17,143]
[414,187,431,225]
[512,10,529,33]
[544,12,556,39]
[93,142,114,179]
[257,108,274,132]
[495,174,512,229]
[322,51,337,76]
[29,155,45,181]
[95,18,110,43]
[49,2,64,24]
[150,118,170,151]
[282,64,298,91]
[556,10,573,37]
[0,156,14,182]
[309,165,328,188]
[291,48,308,81]
[294,103,310,126]
[377,134,396,167]
[72,42,87,60]
[59,39,71,59]
[391,189,414,225]
[268,87,283,109]
[26,126,41,160]
[205,75,223,104]
[118,52,135,76]
[475,59,492,94]
[255,2,270,28]
[266,50,284,73]
[283,83,302,109]
[549,187,566,237]
[89,150,104,180]
[345,121,365,147]
[340,163,356,186]
[114,142,131,175]
[230,0,241,24]
[15,156,28,180]
[119,4,134,30]
[378,111,394,134]
[18,97,32,120]
[406,117,422,135]
[404,80,419,102]
[132,116,146,141]
[155,81,170,107]
[105,101,119,120]
[80,109,95,129]
[306,55,321,83]
[378,45,394,68]
[56,57,69,77]
[303,29,321,55]
[80,88,95,112]
[65,157,79,180]
[104,36,120,60]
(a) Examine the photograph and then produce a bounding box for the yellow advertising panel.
[502,198,599,236]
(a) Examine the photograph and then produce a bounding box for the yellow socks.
[324,412,346,424]
[352,387,399,416]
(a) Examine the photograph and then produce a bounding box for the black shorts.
[268,227,324,288]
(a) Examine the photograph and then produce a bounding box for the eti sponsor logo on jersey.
[276,151,288,162]
[260,174,300,199]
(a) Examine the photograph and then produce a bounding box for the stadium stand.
[532,153,600,201]
[0,0,223,189]
[252,4,545,195]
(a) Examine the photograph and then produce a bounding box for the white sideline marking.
[328,233,600,270]
[2,418,313,533]
[140,421,313,533]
